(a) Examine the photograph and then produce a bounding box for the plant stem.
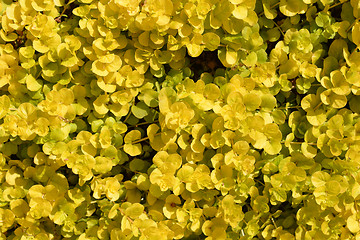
[281,141,317,146]
[55,2,71,22]
[131,136,150,144]
[123,110,132,123]
[272,20,285,37]
[313,102,323,111]
[259,2,280,17]
[347,18,359,32]
[120,133,161,148]
[271,217,278,228]
[328,0,349,10]
[277,106,301,110]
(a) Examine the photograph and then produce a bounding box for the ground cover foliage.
[0,0,360,239]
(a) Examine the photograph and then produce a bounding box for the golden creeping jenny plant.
[1,0,360,239]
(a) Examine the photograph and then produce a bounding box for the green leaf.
[350,95,360,114]
[129,158,149,172]
[131,102,150,119]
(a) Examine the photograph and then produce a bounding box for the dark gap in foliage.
[243,197,252,214]
[55,1,78,23]
[10,30,27,49]
[58,166,79,186]
[121,166,135,181]
[265,40,277,56]
[188,51,225,80]
[330,5,342,20]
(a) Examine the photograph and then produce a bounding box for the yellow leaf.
[352,21,360,46]
[226,47,238,66]
[232,5,248,19]
[0,95,10,119]
[347,215,360,233]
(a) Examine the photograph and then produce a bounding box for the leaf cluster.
[0,0,360,239]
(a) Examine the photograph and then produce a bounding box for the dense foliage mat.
[1,0,360,239]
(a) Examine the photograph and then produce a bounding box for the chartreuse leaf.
[261,94,276,111]
[163,194,181,219]
[347,215,360,233]
[131,102,150,119]
[124,203,144,219]
[279,0,307,17]
[352,21,360,46]
[125,70,145,88]
[203,83,221,100]
[0,209,15,230]
[301,142,317,158]
[93,95,109,115]
[210,130,225,149]
[0,0,12,15]
[25,74,43,92]
[252,196,269,213]
[203,32,221,51]
[271,109,286,124]
[218,47,238,67]
[99,126,112,148]
[330,70,350,96]
[2,0,360,238]
[243,92,261,111]
[93,156,114,174]
[320,89,347,108]
[263,0,277,19]
[154,152,182,174]
[10,199,29,218]
[311,171,330,187]
[138,89,158,107]
[0,95,10,119]
[270,187,287,203]
[242,51,258,67]
[124,130,142,156]
[225,47,238,66]
[186,34,204,57]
